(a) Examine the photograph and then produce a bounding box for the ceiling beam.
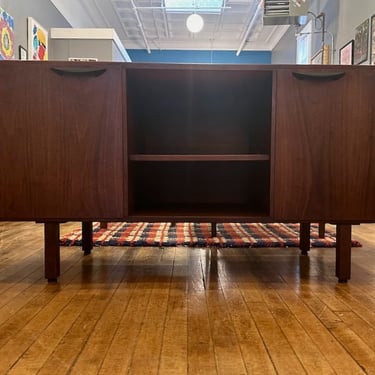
[236,0,263,56]
[130,0,151,53]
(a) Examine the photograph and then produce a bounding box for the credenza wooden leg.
[44,222,60,282]
[319,222,326,238]
[82,221,93,255]
[211,222,217,237]
[299,222,310,255]
[336,224,352,283]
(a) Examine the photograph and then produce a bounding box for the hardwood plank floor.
[1,221,375,374]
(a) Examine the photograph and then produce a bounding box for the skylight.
[164,0,224,13]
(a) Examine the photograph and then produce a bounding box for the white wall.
[272,26,297,64]
[336,0,375,64]
[272,0,339,64]
[272,0,375,64]
[0,0,70,56]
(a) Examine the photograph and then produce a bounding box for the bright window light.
[165,0,223,13]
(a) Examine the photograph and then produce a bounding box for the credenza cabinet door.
[0,62,124,220]
[273,68,375,222]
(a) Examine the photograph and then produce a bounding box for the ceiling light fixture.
[186,13,204,33]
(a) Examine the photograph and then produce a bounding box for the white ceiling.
[50,0,290,53]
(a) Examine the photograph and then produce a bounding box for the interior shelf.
[129,154,270,161]
[127,204,270,221]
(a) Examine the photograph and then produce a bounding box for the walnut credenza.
[1,61,374,282]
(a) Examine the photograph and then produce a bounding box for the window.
[296,20,312,64]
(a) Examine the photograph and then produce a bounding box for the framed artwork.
[0,6,15,60]
[18,45,28,60]
[310,49,323,64]
[27,17,48,60]
[371,14,375,65]
[354,18,369,64]
[310,45,330,65]
[339,40,354,65]
[68,57,99,62]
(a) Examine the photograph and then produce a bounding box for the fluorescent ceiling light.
[165,0,223,13]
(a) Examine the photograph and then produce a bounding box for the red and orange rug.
[60,222,361,248]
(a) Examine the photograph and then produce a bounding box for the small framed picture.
[27,17,48,60]
[354,18,369,64]
[371,14,375,65]
[310,49,323,64]
[339,40,354,65]
[310,45,330,65]
[18,45,27,60]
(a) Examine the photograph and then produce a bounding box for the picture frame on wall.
[310,45,330,65]
[354,18,369,64]
[339,40,354,65]
[310,49,323,64]
[371,14,375,65]
[27,17,48,60]
[0,6,15,60]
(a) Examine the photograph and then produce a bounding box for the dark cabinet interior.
[129,161,270,219]
[126,67,273,219]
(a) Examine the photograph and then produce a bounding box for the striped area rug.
[59,222,361,248]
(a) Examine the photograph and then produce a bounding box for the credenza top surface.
[1,60,374,72]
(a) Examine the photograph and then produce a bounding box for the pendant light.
[186,13,204,33]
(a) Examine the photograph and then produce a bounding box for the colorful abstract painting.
[0,6,15,60]
[27,17,48,60]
